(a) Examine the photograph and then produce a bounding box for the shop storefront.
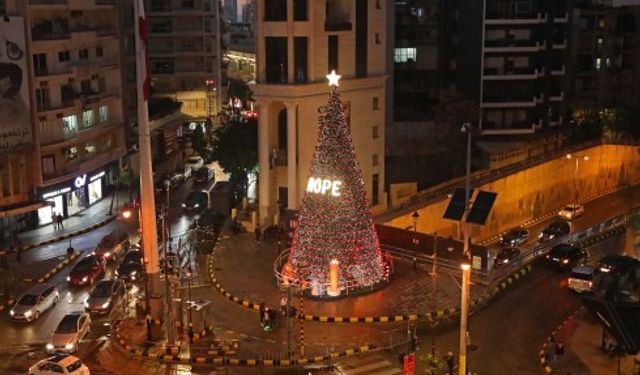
[37,168,110,225]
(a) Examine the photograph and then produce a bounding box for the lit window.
[99,105,109,122]
[595,58,602,71]
[393,48,417,63]
[62,115,77,136]
[64,147,79,162]
[82,109,95,128]
[84,142,97,156]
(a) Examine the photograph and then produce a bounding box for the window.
[33,53,47,76]
[372,154,379,166]
[62,114,77,136]
[58,50,70,62]
[82,109,95,128]
[294,37,308,83]
[265,37,288,83]
[372,174,379,205]
[394,48,417,63]
[376,0,381,9]
[81,79,92,94]
[42,156,55,176]
[372,97,379,110]
[99,105,109,122]
[79,49,89,60]
[328,35,338,72]
[61,84,75,105]
[372,126,379,139]
[595,57,602,71]
[35,87,50,110]
[293,0,307,21]
[96,46,103,57]
[264,0,287,21]
[375,33,380,44]
[84,141,97,156]
[63,146,79,162]
[181,0,195,8]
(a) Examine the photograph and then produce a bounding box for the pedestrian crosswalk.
[335,353,402,375]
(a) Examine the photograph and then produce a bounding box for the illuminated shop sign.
[306,177,342,197]
[40,170,105,199]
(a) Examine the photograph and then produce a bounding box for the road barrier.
[22,250,82,284]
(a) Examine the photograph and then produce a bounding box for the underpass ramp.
[335,353,401,375]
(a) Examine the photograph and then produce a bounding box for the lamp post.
[459,262,471,375]
[412,211,420,270]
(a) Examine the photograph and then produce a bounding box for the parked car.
[182,191,208,211]
[539,221,571,242]
[46,312,91,353]
[185,155,205,170]
[494,247,521,269]
[499,228,529,247]
[93,230,129,262]
[175,165,192,181]
[598,254,638,274]
[546,243,587,269]
[84,279,124,315]
[67,255,105,287]
[193,167,214,184]
[568,265,599,293]
[164,172,185,189]
[28,354,90,375]
[116,250,144,282]
[558,203,585,220]
[11,285,59,322]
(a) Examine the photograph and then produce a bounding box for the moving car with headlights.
[68,255,105,287]
[92,230,129,262]
[494,247,521,269]
[84,279,124,314]
[568,265,599,293]
[46,312,91,353]
[182,191,208,211]
[539,221,571,242]
[597,254,637,274]
[499,228,529,247]
[546,243,587,269]
[116,250,144,282]
[558,203,585,220]
[28,354,90,375]
[185,155,205,170]
[11,285,59,322]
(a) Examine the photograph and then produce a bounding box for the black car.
[193,167,214,184]
[546,243,586,268]
[499,228,529,246]
[539,221,571,242]
[494,247,521,269]
[182,191,208,211]
[598,255,638,274]
[115,250,144,282]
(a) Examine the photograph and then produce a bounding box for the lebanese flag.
[134,0,150,102]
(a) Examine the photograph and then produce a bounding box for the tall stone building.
[253,0,391,225]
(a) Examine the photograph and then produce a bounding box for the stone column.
[258,100,272,226]
[285,101,298,209]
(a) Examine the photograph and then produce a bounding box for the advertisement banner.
[0,17,31,153]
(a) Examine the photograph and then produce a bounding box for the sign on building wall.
[0,17,31,153]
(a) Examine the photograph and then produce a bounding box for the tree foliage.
[191,124,206,154]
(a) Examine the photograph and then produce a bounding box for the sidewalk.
[543,308,638,374]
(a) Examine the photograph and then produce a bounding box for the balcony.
[31,23,116,42]
[484,39,541,53]
[69,59,118,76]
[483,67,539,80]
[485,13,547,25]
[43,146,124,183]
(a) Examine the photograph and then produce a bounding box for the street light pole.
[459,263,471,375]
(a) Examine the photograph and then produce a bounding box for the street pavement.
[0,174,638,374]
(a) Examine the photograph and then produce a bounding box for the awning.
[0,201,53,218]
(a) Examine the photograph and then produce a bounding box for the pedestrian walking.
[57,213,64,229]
[51,212,58,230]
[254,224,262,242]
[445,351,455,375]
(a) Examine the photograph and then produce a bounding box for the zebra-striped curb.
[576,226,625,248]
[538,308,582,374]
[22,251,82,284]
[207,254,532,324]
[18,215,117,252]
[114,326,374,367]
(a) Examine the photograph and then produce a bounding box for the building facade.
[146,0,223,121]
[253,0,391,226]
[226,22,256,82]
[224,0,238,23]
[1,0,127,232]
[241,0,256,24]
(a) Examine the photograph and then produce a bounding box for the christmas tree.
[287,71,388,293]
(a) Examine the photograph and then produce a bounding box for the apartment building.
[146,0,222,120]
[0,0,126,232]
[253,0,391,226]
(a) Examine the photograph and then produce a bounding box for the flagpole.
[134,0,162,326]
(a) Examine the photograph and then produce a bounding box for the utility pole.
[459,122,472,375]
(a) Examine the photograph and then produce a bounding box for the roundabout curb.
[22,250,81,284]
[538,308,582,374]
[18,215,117,252]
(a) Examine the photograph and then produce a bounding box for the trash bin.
[185,299,211,332]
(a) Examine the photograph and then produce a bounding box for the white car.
[47,312,91,353]
[558,203,585,220]
[11,285,59,322]
[29,354,90,375]
[185,156,205,170]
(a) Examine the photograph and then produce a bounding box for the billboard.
[0,17,31,153]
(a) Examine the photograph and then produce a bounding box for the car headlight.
[24,310,32,318]
[67,276,71,281]
[9,310,14,316]
[563,259,569,264]
[101,301,110,309]
[65,343,74,350]
[104,252,111,258]
[82,276,88,283]
[131,270,137,275]
[194,203,200,208]
[46,343,54,351]
[182,203,186,208]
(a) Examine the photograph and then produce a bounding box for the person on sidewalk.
[51,212,58,230]
[57,213,64,229]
